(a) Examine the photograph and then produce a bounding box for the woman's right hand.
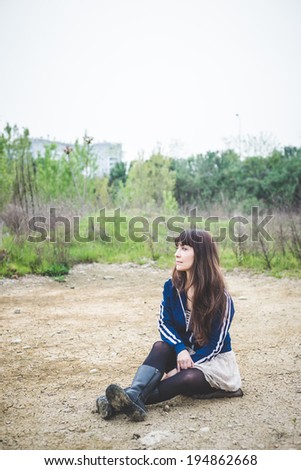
[177,349,194,371]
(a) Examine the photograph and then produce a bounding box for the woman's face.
[175,243,195,272]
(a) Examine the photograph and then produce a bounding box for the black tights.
[143,341,215,404]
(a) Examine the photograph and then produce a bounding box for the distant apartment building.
[92,142,123,177]
[30,138,123,177]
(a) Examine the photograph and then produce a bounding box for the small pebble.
[200,427,210,433]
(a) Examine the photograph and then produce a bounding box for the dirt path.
[1,263,301,450]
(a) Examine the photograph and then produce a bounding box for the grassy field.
[0,210,300,279]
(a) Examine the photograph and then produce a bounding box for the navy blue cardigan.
[158,278,234,364]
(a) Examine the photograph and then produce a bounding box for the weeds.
[0,208,300,279]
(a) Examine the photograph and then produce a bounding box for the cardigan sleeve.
[191,292,234,363]
[158,280,187,355]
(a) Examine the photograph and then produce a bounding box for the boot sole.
[106,384,146,422]
[96,397,115,420]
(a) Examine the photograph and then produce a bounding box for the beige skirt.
[192,350,242,392]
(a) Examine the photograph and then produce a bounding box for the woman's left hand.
[177,350,194,371]
[162,368,178,380]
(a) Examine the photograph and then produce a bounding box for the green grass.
[0,211,300,279]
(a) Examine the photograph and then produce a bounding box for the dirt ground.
[1,262,301,450]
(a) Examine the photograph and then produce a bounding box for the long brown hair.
[172,229,227,347]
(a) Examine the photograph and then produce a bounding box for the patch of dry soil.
[1,263,300,450]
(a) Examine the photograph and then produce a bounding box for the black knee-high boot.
[106,364,163,421]
[96,384,161,420]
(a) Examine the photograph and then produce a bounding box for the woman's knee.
[181,368,204,387]
[151,340,172,353]
[143,340,175,371]
[179,368,212,395]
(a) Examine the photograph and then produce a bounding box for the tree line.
[1,123,300,217]
[0,124,300,278]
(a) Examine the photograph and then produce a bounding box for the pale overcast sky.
[0,0,300,160]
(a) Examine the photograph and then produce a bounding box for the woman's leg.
[142,340,177,373]
[146,367,216,404]
[98,341,175,420]
[105,341,177,421]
